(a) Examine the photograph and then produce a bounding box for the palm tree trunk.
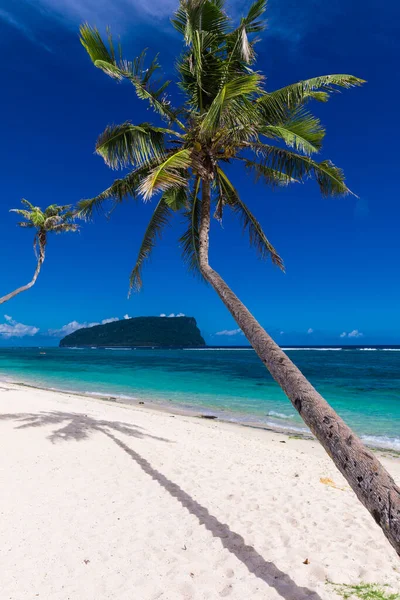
[0,243,45,305]
[198,178,400,556]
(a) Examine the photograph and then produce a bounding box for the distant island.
[59,316,206,348]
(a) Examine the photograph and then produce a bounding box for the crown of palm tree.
[11,199,79,254]
[77,0,364,292]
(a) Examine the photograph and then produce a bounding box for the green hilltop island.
[59,316,206,349]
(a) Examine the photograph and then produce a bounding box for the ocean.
[0,346,399,450]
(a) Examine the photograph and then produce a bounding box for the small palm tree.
[0,200,79,305]
[78,1,400,554]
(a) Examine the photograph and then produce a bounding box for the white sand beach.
[1,382,399,599]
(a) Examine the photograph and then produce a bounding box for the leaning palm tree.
[0,200,79,304]
[78,0,400,554]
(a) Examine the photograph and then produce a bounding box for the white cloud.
[176,313,185,317]
[49,317,119,337]
[340,330,364,339]
[348,329,363,338]
[307,328,314,334]
[101,317,119,325]
[48,320,95,337]
[159,313,166,317]
[123,314,131,320]
[168,313,175,318]
[216,328,242,336]
[0,315,39,339]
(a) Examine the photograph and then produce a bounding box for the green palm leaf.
[95,122,171,169]
[129,196,174,293]
[241,0,267,33]
[80,24,184,128]
[260,108,325,154]
[172,0,229,42]
[9,209,34,220]
[179,177,202,277]
[258,74,365,123]
[217,168,284,269]
[200,74,262,136]
[243,160,297,186]
[138,149,192,200]
[20,199,36,211]
[227,0,267,63]
[77,163,154,219]
[248,143,353,196]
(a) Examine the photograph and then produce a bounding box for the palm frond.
[138,149,192,200]
[9,209,33,220]
[260,108,325,154]
[95,122,171,169]
[80,24,184,128]
[249,143,354,196]
[77,163,154,220]
[51,223,80,234]
[217,167,284,269]
[20,198,36,211]
[241,0,267,33]
[172,0,229,43]
[243,160,297,186]
[129,197,174,293]
[162,186,188,211]
[258,74,365,123]
[15,221,34,229]
[200,74,262,136]
[44,204,73,217]
[227,0,267,63]
[179,177,202,277]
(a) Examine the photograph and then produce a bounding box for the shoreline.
[1,346,399,453]
[2,378,400,459]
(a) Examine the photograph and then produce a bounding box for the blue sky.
[0,0,399,346]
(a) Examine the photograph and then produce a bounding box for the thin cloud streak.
[0,8,52,51]
[4,0,336,53]
[25,0,178,28]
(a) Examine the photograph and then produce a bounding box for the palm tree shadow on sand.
[0,410,322,600]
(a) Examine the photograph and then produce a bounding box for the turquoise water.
[0,346,399,449]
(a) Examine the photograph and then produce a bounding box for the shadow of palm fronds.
[0,411,171,444]
[0,409,322,599]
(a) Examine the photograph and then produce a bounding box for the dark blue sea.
[0,346,399,450]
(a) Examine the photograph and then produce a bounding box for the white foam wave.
[65,347,85,350]
[48,386,82,395]
[358,348,377,351]
[184,348,253,351]
[105,347,132,351]
[84,391,138,401]
[267,410,295,420]
[361,435,400,451]
[282,347,342,351]
[264,421,309,434]
[382,349,400,351]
